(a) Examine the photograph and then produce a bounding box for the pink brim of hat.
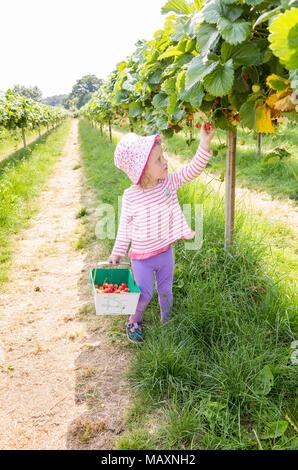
[136,134,160,185]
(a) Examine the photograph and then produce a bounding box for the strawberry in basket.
[95,282,130,293]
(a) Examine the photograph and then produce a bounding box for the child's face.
[145,141,168,182]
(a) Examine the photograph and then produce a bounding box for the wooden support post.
[109,120,112,143]
[257,132,262,156]
[21,126,27,149]
[225,130,237,253]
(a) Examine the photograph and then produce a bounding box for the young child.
[108,122,215,343]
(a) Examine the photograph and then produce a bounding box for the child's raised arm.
[170,122,215,191]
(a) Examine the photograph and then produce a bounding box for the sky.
[0,0,168,98]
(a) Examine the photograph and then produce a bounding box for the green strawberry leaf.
[260,421,288,439]
[253,365,274,396]
[217,18,251,45]
[239,100,256,130]
[204,59,234,97]
[185,56,219,91]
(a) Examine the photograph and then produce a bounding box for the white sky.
[0,0,168,98]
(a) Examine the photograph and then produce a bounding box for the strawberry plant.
[0,89,69,149]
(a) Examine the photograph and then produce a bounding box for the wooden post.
[257,132,262,156]
[225,130,237,253]
[109,120,112,143]
[38,126,41,141]
[129,119,134,133]
[21,126,27,149]
[100,122,103,136]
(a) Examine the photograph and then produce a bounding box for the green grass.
[0,119,72,286]
[112,120,298,203]
[79,119,297,451]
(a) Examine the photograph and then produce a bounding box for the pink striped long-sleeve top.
[111,144,212,260]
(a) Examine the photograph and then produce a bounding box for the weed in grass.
[69,416,107,442]
[76,207,89,218]
[115,428,158,450]
[81,367,97,379]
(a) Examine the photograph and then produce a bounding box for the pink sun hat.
[114,132,161,184]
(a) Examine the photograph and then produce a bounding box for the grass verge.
[79,119,297,451]
[0,119,72,287]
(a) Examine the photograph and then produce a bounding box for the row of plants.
[81,0,297,137]
[0,89,70,149]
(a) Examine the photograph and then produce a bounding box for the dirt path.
[110,127,298,238]
[0,119,131,449]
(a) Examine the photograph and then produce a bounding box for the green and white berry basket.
[89,261,141,315]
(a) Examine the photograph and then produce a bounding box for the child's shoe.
[126,318,144,343]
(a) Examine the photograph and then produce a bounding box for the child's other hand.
[200,122,215,151]
[108,254,121,265]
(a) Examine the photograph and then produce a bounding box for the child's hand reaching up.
[200,122,215,152]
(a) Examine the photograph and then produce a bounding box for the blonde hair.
[137,137,161,190]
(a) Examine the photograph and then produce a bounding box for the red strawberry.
[243,74,248,81]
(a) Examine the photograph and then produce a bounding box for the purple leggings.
[129,245,174,323]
